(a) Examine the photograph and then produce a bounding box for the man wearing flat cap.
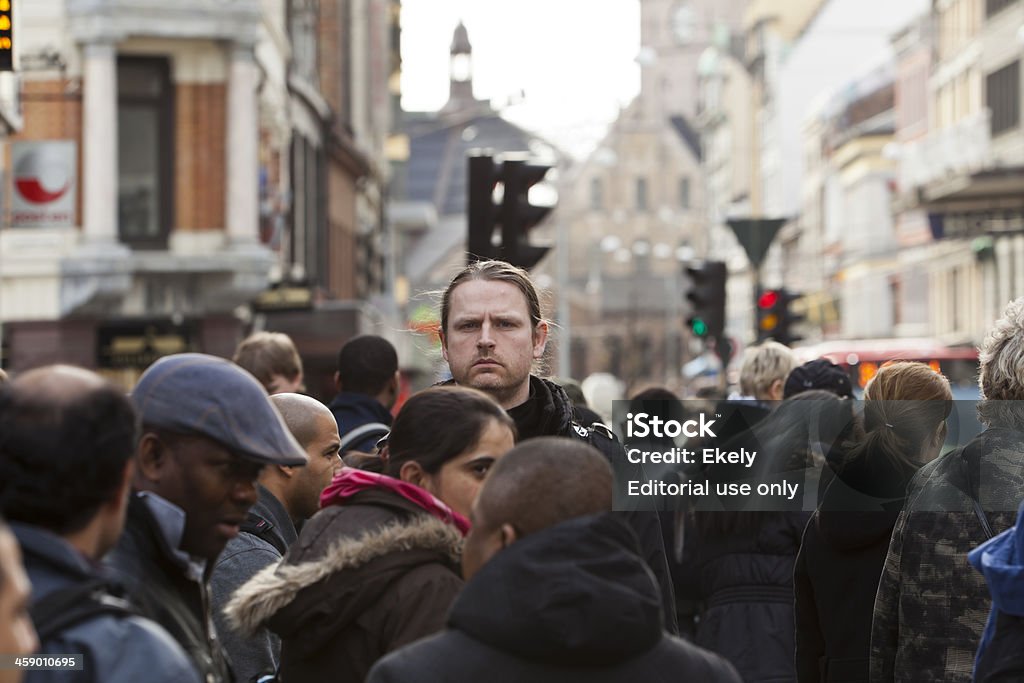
[105,353,308,683]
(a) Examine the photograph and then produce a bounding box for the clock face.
[673,4,696,45]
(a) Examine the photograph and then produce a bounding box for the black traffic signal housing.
[685,260,727,341]
[466,152,553,270]
[0,0,12,72]
[756,287,805,345]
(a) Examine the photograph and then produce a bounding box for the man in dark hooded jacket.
[367,438,740,683]
[327,335,399,454]
[437,259,678,632]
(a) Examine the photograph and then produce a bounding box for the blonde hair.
[232,332,303,393]
[739,341,797,399]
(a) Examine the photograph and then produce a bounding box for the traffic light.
[466,152,553,270]
[756,287,805,345]
[0,0,12,72]
[467,153,500,261]
[499,157,552,270]
[685,260,727,341]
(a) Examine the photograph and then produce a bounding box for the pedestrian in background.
[796,362,951,683]
[232,331,305,395]
[210,393,342,683]
[367,438,742,683]
[871,298,1024,683]
[105,353,308,683]
[228,385,516,683]
[0,366,201,683]
[328,335,400,454]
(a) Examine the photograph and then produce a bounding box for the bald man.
[368,438,742,683]
[209,393,342,683]
[0,366,200,683]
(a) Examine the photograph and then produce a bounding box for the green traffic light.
[692,318,708,336]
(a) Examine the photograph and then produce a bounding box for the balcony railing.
[899,110,992,192]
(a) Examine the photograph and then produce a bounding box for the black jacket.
[505,374,679,634]
[366,514,741,683]
[794,450,916,683]
[14,522,201,683]
[105,493,232,683]
[693,509,810,683]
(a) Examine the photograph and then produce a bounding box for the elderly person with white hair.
[871,297,1024,683]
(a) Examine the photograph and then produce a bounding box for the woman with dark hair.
[227,386,516,683]
[690,391,858,683]
[795,362,951,683]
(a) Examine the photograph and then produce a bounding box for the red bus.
[792,338,979,393]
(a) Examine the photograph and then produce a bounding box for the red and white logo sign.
[11,141,77,228]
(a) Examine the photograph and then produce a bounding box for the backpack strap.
[338,422,390,454]
[239,511,288,556]
[30,579,137,642]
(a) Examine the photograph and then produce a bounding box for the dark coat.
[366,514,742,683]
[794,449,915,683]
[225,487,463,683]
[693,509,810,683]
[209,485,297,683]
[496,374,679,634]
[13,522,201,683]
[104,493,232,683]
[870,427,1024,683]
[327,391,393,453]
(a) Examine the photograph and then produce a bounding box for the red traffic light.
[758,290,779,309]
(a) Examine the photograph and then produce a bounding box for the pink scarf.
[319,467,471,536]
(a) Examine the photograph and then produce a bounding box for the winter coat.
[693,509,811,683]
[209,485,297,683]
[365,513,742,683]
[104,493,233,683]
[225,487,463,683]
[327,391,393,453]
[452,373,679,634]
[969,500,1024,682]
[794,449,916,683]
[870,427,1024,683]
[13,522,201,683]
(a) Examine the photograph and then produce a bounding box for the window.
[290,135,326,286]
[679,177,691,209]
[590,178,603,210]
[117,57,173,248]
[987,60,1020,136]
[636,177,648,211]
[986,0,1016,19]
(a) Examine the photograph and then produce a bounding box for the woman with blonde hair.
[795,361,952,683]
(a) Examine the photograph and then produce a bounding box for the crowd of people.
[1,259,1024,683]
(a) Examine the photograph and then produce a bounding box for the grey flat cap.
[132,353,308,466]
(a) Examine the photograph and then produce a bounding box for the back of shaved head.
[270,393,335,449]
[476,437,612,537]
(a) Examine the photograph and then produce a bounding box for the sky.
[399,0,642,159]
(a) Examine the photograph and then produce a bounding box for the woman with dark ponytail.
[795,362,952,683]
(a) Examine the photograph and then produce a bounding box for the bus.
[792,338,979,394]
[793,338,982,446]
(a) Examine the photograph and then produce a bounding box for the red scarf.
[319,467,471,536]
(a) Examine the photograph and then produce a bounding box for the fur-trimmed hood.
[225,510,462,648]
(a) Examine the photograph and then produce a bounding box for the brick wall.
[175,82,226,230]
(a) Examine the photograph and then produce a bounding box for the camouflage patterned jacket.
[870,427,1024,682]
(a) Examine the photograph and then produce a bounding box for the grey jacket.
[13,522,201,683]
[209,485,297,683]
